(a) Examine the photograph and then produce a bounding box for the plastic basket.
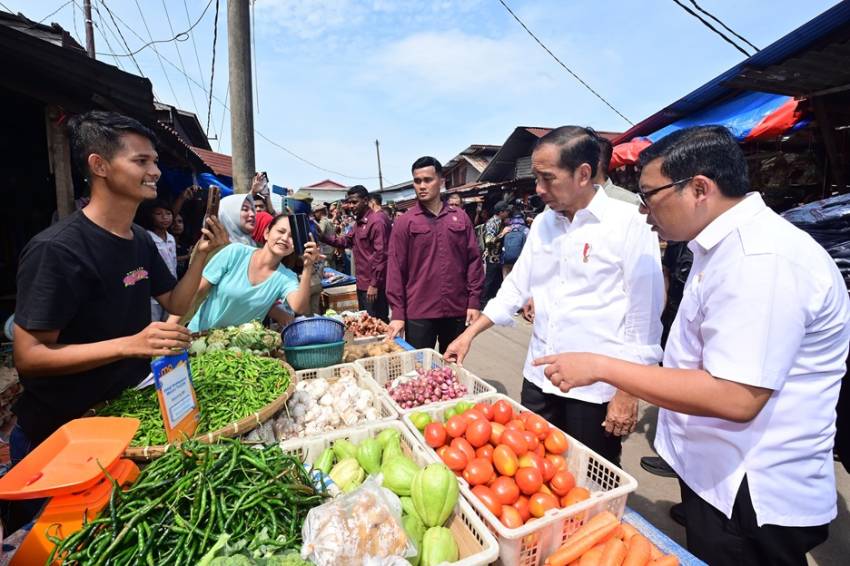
[273,363,398,442]
[283,341,345,370]
[278,420,499,566]
[282,316,345,347]
[401,394,638,566]
[354,349,496,414]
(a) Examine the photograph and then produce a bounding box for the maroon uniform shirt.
[323,208,390,291]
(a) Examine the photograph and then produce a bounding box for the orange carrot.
[622,534,651,566]
[621,524,639,541]
[599,538,628,566]
[649,544,663,560]
[611,525,626,540]
[579,547,604,566]
[545,522,621,566]
[649,556,680,566]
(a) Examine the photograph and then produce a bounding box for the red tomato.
[549,469,576,496]
[522,431,539,451]
[541,458,556,483]
[490,422,505,445]
[445,415,468,438]
[464,409,487,422]
[463,458,494,486]
[465,419,493,448]
[527,415,551,440]
[518,411,534,425]
[561,486,591,508]
[515,466,543,496]
[528,492,558,518]
[544,429,569,454]
[538,483,554,497]
[473,402,493,420]
[492,444,518,476]
[500,505,524,528]
[512,495,531,522]
[506,419,526,432]
[492,400,513,425]
[491,476,520,505]
[475,444,494,461]
[436,445,448,460]
[500,429,529,457]
[546,454,567,472]
[518,453,544,472]
[472,485,502,517]
[424,423,447,448]
[535,444,546,458]
[451,437,475,463]
[441,446,468,471]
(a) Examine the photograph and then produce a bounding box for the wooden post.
[45,105,75,219]
[812,96,847,191]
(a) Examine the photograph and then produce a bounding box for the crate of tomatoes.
[402,394,637,566]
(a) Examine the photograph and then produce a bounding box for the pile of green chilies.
[98,350,291,446]
[47,439,326,566]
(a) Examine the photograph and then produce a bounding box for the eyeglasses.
[637,177,693,208]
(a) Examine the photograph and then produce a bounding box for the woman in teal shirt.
[189,213,321,332]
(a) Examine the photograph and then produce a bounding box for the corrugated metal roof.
[190,146,233,177]
[304,179,348,190]
[613,1,850,143]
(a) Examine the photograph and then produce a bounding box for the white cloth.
[655,192,850,527]
[602,178,640,205]
[147,230,177,278]
[483,187,664,403]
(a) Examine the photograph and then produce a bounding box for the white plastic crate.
[355,349,496,414]
[401,394,638,566]
[278,420,500,566]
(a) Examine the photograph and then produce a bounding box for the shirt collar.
[690,192,766,253]
[556,185,608,224]
[414,200,447,217]
[357,208,375,224]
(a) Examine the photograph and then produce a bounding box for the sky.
[5,0,842,190]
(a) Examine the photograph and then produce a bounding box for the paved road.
[460,318,849,566]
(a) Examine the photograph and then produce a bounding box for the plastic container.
[284,340,345,370]
[278,420,499,566]
[402,394,638,566]
[282,316,345,347]
[354,349,496,414]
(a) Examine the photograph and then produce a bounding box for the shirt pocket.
[447,223,467,247]
[675,289,704,353]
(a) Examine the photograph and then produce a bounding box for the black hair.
[347,185,369,199]
[268,211,291,231]
[535,126,600,178]
[638,126,749,198]
[597,137,613,178]
[150,199,171,213]
[369,192,383,205]
[67,110,158,176]
[411,156,443,175]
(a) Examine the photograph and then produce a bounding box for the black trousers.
[356,289,389,322]
[405,317,466,354]
[481,262,503,308]
[680,476,828,566]
[520,380,622,467]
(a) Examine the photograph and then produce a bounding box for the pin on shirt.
[582,243,591,263]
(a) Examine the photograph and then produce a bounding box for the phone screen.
[206,187,221,218]
[291,213,310,256]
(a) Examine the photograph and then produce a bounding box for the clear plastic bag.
[300,476,416,566]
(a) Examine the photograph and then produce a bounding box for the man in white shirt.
[445,126,664,466]
[536,126,849,565]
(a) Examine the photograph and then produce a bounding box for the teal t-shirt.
[189,243,300,332]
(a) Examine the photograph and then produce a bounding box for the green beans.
[98,351,291,446]
[48,439,326,566]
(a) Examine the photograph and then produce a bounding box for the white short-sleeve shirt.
[655,193,850,527]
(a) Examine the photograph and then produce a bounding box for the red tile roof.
[189,146,233,177]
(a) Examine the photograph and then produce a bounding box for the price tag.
[151,352,200,443]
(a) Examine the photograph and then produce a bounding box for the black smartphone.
[290,213,311,256]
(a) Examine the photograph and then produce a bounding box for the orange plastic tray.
[0,417,139,500]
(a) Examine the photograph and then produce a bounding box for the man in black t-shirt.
[12,111,227,458]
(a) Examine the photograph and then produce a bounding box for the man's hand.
[386,320,405,341]
[522,299,535,323]
[195,216,229,255]
[302,240,324,268]
[122,322,191,358]
[251,172,266,195]
[533,352,603,393]
[603,391,638,437]
[444,334,473,365]
[466,309,480,326]
[367,285,378,303]
[499,226,512,237]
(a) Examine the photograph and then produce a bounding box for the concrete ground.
[461,318,849,566]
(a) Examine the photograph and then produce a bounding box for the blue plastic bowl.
[282,317,345,347]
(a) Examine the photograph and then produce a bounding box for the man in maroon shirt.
[386,157,485,352]
[320,185,390,321]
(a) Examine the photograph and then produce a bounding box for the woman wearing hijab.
[188,213,322,332]
[218,193,257,246]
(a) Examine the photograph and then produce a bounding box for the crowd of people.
[6,109,850,565]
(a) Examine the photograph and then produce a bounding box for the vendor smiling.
[188,213,322,332]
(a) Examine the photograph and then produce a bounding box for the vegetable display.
[385,367,468,409]
[342,340,404,363]
[48,440,326,565]
[340,311,390,338]
[189,321,282,356]
[98,350,291,446]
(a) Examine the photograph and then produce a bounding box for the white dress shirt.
[483,187,664,403]
[655,193,850,527]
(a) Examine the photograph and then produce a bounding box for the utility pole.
[227,0,255,194]
[83,0,95,58]
[375,139,384,191]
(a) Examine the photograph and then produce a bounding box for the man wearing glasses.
[445,126,664,466]
[536,126,849,565]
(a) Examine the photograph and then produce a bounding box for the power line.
[93,0,145,78]
[90,10,124,71]
[671,0,752,57]
[207,0,220,136]
[689,0,760,52]
[494,0,633,126]
[34,0,74,25]
[133,0,180,107]
[217,83,229,152]
[184,0,214,138]
[162,0,203,122]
